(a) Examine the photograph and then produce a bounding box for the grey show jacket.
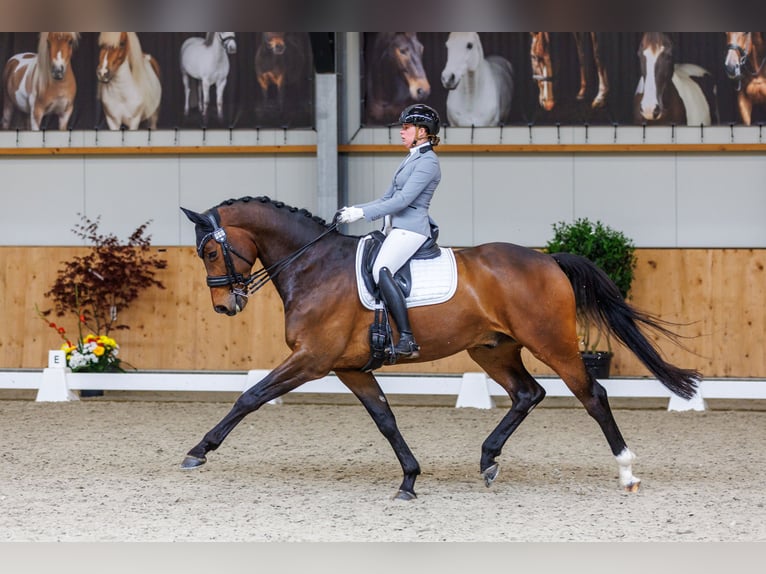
[357,145,441,237]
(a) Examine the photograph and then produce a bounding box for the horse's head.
[97,32,130,83]
[441,32,483,90]
[637,33,674,121]
[181,206,257,316]
[725,32,751,80]
[388,32,430,102]
[219,32,237,55]
[263,32,286,55]
[41,32,78,81]
[530,32,555,111]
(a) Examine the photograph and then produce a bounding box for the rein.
[244,223,338,295]
[198,211,338,298]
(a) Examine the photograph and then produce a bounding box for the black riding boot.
[377,267,420,359]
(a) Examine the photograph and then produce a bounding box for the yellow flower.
[93,345,105,357]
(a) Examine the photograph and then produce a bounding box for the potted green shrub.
[543,218,637,378]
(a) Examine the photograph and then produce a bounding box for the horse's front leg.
[200,80,212,118]
[738,92,753,125]
[335,370,421,500]
[574,32,587,101]
[181,351,329,469]
[30,98,42,131]
[58,105,74,131]
[216,78,228,121]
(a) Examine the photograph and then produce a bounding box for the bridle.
[727,34,766,89]
[196,210,337,299]
[218,32,236,53]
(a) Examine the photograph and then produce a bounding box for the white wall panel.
[574,155,678,247]
[677,154,766,247]
[432,155,473,246]
[2,156,84,245]
[474,155,574,247]
[83,157,179,246]
[273,156,318,217]
[178,155,269,245]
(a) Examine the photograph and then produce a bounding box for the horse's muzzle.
[213,292,247,316]
[725,65,742,81]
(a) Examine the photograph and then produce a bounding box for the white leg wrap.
[615,447,640,488]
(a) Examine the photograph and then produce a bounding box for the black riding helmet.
[398,104,440,136]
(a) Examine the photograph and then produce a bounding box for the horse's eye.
[206,250,218,262]
[467,43,473,50]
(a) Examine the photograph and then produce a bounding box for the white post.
[36,351,79,402]
[456,372,495,409]
[667,390,706,412]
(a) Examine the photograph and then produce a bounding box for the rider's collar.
[409,141,431,156]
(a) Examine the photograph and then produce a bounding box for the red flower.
[57,327,66,334]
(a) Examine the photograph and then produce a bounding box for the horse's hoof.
[393,489,417,501]
[180,455,207,469]
[624,479,641,493]
[481,463,500,487]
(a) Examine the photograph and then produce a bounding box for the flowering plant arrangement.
[62,334,121,372]
[38,311,123,372]
[37,214,167,372]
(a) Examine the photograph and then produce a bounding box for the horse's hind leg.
[467,343,546,487]
[547,355,640,491]
[335,370,421,500]
[590,33,609,108]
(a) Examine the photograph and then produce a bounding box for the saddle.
[360,225,441,372]
[360,226,441,300]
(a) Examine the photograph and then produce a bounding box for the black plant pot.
[581,351,613,379]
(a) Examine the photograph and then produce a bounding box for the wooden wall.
[2,246,764,378]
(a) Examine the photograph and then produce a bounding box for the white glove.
[337,206,364,224]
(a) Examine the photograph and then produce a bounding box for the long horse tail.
[551,252,700,399]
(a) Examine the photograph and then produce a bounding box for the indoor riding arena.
[1,27,764,571]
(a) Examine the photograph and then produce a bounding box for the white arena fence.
[2,358,766,411]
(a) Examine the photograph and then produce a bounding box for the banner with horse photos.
[0,32,315,131]
[363,32,761,128]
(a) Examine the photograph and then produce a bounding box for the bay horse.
[529,32,609,112]
[179,196,700,500]
[440,32,514,127]
[96,32,162,130]
[180,32,237,123]
[2,32,79,130]
[634,32,715,126]
[364,32,430,125]
[254,32,311,113]
[724,32,766,125]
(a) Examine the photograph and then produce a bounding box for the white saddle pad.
[355,235,458,310]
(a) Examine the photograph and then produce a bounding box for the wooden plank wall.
[2,246,764,378]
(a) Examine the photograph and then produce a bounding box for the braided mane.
[214,196,329,227]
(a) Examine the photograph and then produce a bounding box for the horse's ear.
[180,207,208,227]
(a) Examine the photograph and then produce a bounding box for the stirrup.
[394,336,420,359]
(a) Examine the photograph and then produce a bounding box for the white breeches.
[372,228,428,283]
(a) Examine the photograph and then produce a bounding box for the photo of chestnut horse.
[2,32,79,130]
[724,32,766,125]
[96,32,162,130]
